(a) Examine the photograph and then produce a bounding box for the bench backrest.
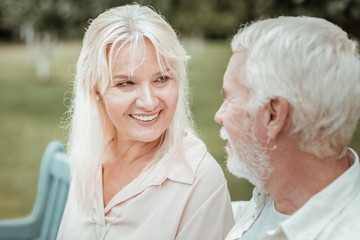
[0,141,70,240]
[41,142,70,238]
[31,141,71,239]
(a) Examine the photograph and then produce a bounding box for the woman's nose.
[136,85,159,110]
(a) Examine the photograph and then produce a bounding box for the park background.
[1,0,360,218]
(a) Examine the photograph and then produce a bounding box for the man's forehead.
[223,53,245,87]
[222,51,251,100]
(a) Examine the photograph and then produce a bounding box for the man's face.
[215,51,272,188]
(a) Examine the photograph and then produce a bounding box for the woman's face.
[102,39,179,144]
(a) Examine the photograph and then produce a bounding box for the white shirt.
[226,148,360,240]
[57,131,235,240]
[241,200,289,240]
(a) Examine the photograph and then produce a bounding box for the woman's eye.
[155,75,170,83]
[116,81,134,87]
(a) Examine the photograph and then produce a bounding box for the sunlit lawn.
[1,40,359,219]
[0,42,79,218]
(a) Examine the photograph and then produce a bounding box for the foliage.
[254,0,360,39]
[0,0,359,40]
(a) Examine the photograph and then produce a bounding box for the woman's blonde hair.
[67,4,193,209]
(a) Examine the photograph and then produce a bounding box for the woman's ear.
[96,92,103,102]
[264,96,289,140]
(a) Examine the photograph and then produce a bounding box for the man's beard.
[220,126,273,189]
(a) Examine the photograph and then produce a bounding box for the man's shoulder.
[313,191,360,239]
[320,218,360,240]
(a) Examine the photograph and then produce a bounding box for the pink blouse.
[57,131,234,239]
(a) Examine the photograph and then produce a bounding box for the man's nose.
[214,105,224,124]
[136,85,158,110]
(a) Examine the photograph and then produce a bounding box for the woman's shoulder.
[196,152,226,186]
[182,131,226,187]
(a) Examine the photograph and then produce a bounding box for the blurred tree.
[0,1,12,40]
[0,0,127,82]
[253,0,360,39]
[2,0,67,82]
[145,0,255,39]
[0,0,359,43]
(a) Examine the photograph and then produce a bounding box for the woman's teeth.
[130,113,159,122]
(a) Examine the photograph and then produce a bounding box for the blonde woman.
[57,4,234,240]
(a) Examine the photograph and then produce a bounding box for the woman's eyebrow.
[113,68,171,79]
[152,68,170,77]
[112,74,131,79]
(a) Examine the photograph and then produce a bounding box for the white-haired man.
[215,16,360,239]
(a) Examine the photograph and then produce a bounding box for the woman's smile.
[129,111,161,122]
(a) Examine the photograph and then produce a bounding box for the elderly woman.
[57,4,234,240]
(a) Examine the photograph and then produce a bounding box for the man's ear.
[264,96,289,140]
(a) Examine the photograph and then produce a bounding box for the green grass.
[1,40,360,219]
[0,42,80,218]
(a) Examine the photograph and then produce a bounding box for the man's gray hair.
[231,16,360,159]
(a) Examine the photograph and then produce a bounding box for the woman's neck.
[106,135,161,166]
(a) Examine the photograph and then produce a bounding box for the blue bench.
[0,141,70,240]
